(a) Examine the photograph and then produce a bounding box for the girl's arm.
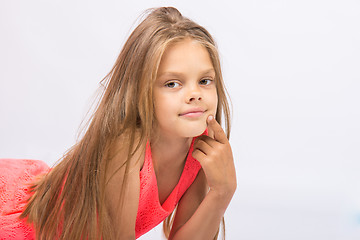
[105,136,145,240]
[169,116,237,240]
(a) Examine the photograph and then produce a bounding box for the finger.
[192,148,206,164]
[207,115,227,144]
[207,118,215,139]
[195,135,217,148]
[194,138,213,155]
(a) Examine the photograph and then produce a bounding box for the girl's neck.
[150,132,193,169]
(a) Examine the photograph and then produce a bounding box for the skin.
[153,38,218,139]
[169,115,237,240]
[151,38,219,204]
[106,38,236,239]
[153,38,236,239]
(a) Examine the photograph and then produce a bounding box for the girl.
[0,6,236,240]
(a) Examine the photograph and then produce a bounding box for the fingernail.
[208,115,214,121]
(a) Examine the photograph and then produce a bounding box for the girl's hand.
[192,115,237,202]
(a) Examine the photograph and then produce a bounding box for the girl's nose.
[186,85,202,103]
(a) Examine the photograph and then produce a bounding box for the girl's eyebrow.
[158,68,215,78]
[201,68,216,75]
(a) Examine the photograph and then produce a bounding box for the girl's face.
[153,38,218,138]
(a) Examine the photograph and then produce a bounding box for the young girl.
[0,7,236,240]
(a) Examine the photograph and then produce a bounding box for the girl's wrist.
[207,187,235,212]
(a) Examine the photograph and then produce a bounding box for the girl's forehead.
[157,39,214,75]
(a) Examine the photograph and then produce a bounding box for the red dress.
[136,134,202,238]
[0,133,204,239]
[0,159,49,240]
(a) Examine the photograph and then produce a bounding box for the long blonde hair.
[21,7,231,240]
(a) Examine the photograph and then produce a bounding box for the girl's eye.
[199,79,213,85]
[165,81,180,88]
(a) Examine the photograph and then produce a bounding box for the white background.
[1,0,359,239]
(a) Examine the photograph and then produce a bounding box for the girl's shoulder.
[107,131,146,175]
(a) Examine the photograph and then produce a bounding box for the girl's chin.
[180,124,207,138]
[154,120,208,139]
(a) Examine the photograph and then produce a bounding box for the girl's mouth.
[179,109,206,118]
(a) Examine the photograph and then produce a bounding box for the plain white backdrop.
[1,0,359,239]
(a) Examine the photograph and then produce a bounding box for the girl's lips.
[179,111,205,118]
